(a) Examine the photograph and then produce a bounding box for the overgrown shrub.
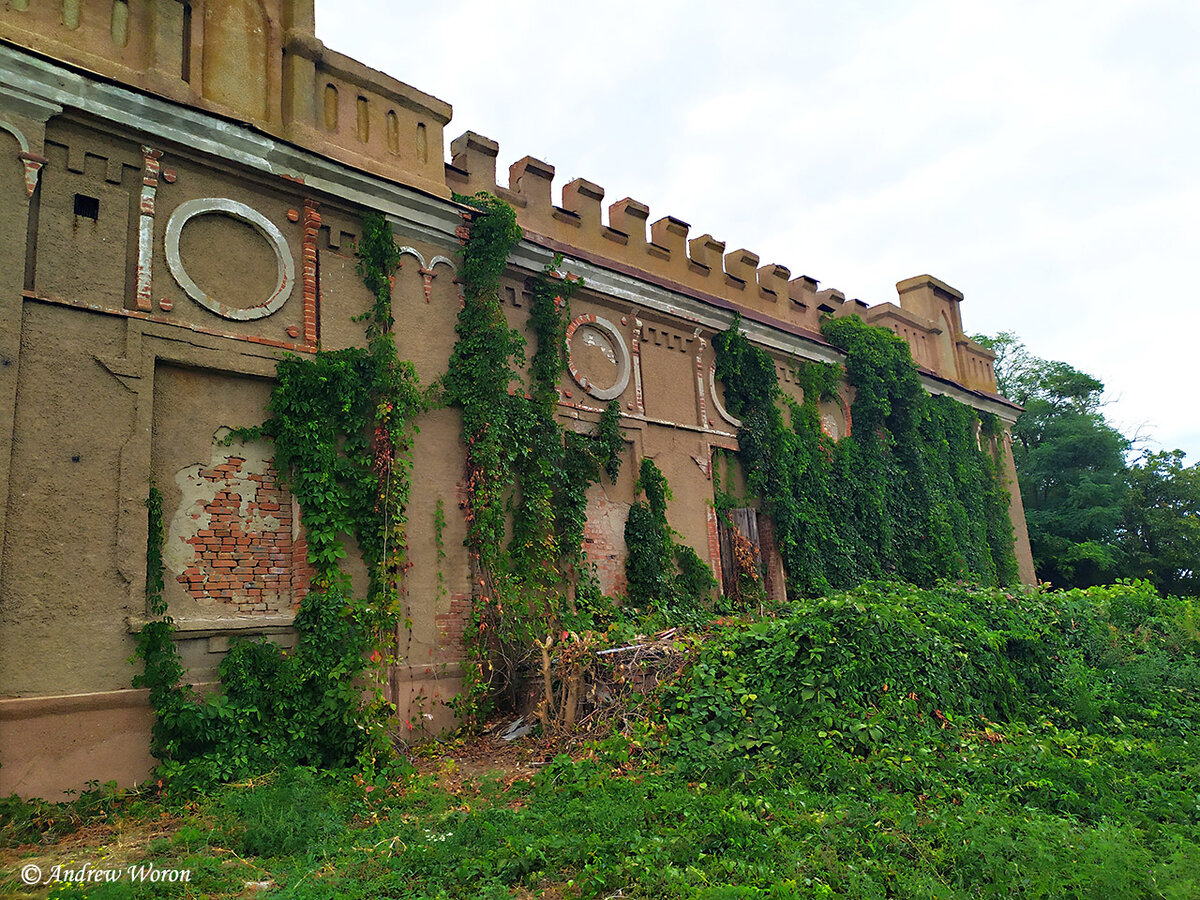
[662,579,1200,815]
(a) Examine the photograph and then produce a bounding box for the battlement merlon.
[440,127,1002,365]
[897,274,965,335]
[448,125,995,392]
[868,276,999,394]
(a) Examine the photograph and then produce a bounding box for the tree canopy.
[1122,449,1200,597]
[976,332,1198,595]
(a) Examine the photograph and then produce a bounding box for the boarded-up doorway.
[717,507,764,603]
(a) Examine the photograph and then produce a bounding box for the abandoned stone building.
[0,0,1034,799]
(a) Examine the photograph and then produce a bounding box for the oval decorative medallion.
[565,314,631,401]
[164,198,295,320]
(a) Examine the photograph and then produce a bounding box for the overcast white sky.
[315,0,1200,462]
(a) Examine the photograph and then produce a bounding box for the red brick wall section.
[177,456,313,613]
[756,512,787,605]
[435,593,472,659]
[583,494,629,597]
[706,504,722,577]
[430,481,476,659]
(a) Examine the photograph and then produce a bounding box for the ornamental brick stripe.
[706,503,722,577]
[695,338,709,428]
[135,145,163,311]
[630,318,646,413]
[302,199,321,347]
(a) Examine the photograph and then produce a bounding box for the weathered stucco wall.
[2,304,136,696]
[0,4,1034,798]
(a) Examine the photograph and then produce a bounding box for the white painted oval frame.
[165,198,295,321]
[565,314,631,401]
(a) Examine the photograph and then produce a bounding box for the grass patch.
[3,581,1198,898]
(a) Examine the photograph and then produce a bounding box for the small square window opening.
[74,194,99,220]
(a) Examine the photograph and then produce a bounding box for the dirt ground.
[408,717,596,792]
[0,809,197,896]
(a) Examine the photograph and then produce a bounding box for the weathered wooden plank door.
[717,507,762,600]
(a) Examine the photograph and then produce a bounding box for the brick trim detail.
[302,199,320,347]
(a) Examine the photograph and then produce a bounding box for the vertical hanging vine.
[445,193,624,725]
[132,212,422,790]
[132,487,194,762]
[713,312,1017,596]
[441,193,527,714]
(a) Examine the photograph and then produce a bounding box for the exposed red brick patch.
[177,458,314,614]
[756,513,786,605]
[435,593,472,659]
[583,493,629,598]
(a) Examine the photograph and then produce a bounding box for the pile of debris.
[516,627,699,738]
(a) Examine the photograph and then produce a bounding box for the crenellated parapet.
[0,0,998,394]
[281,33,450,197]
[445,129,998,394]
[446,128,840,333]
[868,275,999,393]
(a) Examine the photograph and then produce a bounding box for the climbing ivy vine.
[714,313,1017,596]
[445,192,623,725]
[624,458,718,623]
[133,189,1017,773]
[132,213,422,790]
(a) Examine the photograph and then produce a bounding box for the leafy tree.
[1122,449,1200,597]
[976,333,1129,588]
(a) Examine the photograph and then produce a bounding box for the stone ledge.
[0,687,151,718]
[125,613,295,640]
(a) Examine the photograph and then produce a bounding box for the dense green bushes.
[661,581,1200,839]
[663,580,1198,775]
